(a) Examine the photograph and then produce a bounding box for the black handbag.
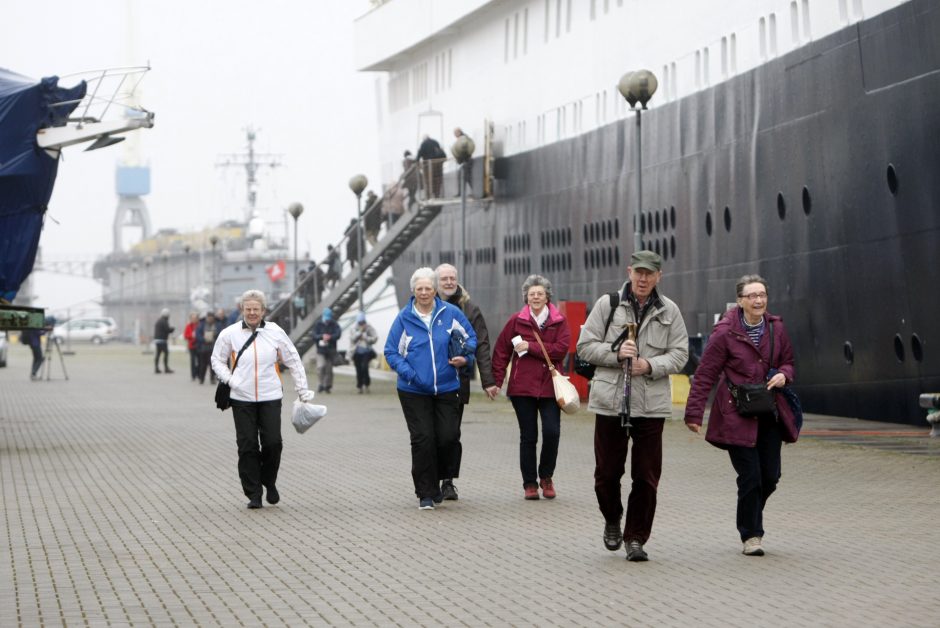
[727,322,777,417]
[215,331,258,411]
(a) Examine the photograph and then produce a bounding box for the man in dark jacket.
[435,264,498,500]
[416,135,446,197]
[22,327,44,380]
[312,307,342,393]
[153,308,175,374]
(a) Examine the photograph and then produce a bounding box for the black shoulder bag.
[727,322,776,417]
[215,331,259,411]
[574,291,620,379]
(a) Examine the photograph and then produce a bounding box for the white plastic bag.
[292,399,327,434]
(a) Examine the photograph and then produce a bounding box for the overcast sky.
[2,0,380,314]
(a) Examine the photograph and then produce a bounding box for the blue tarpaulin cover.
[0,68,86,302]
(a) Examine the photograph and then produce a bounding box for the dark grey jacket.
[445,285,496,404]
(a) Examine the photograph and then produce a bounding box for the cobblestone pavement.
[2,344,938,627]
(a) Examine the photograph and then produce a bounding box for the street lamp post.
[183,244,191,312]
[451,135,475,279]
[130,262,139,344]
[348,174,368,313]
[288,202,304,328]
[618,70,659,253]
[144,256,153,354]
[209,235,220,311]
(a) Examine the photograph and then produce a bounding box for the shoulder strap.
[530,328,557,373]
[602,291,619,336]
[232,331,258,370]
[768,321,775,369]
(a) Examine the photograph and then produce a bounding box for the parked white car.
[51,318,117,344]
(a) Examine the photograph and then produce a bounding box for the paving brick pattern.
[1,344,939,627]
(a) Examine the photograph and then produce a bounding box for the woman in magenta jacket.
[684,274,799,557]
[492,274,571,500]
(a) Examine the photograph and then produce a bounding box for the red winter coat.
[491,303,570,399]
[684,307,799,448]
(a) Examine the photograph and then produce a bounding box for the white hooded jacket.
[211,320,309,403]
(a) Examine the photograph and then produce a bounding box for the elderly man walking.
[576,250,689,562]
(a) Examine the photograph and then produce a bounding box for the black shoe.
[441,480,458,501]
[247,497,263,509]
[266,485,279,505]
[604,521,623,551]
[165,368,174,374]
[432,487,444,505]
[625,540,648,562]
[317,386,325,392]
[155,369,161,374]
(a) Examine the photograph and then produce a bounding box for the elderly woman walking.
[491,274,571,500]
[684,274,800,556]
[211,289,315,509]
[384,268,477,510]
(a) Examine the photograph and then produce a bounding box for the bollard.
[920,394,940,437]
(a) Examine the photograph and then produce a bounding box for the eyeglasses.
[739,292,768,301]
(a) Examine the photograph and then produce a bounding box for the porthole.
[843,341,854,365]
[662,208,668,231]
[670,206,676,229]
[647,211,654,233]
[777,192,786,220]
[705,212,713,236]
[662,238,669,260]
[802,186,812,215]
[614,218,620,239]
[655,211,661,233]
[723,206,732,232]
[911,334,923,362]
[670,235,676,258]
[893,334,905,362]
[887,163,899,195]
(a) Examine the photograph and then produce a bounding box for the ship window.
[802,186,812,215]
[723,206,732,232]
[730,36,737,73]
[556,0,562,38]
[614,218,620,239]
[894,334,905,362]
[655,211,661,233]
[662,209,668,231]
[670,206,676,229]
[514,13,520,59]
[721,37,729,78]
[544,0,551,42]
[706,211,713,236]
[566,0,572,32]
[759,18,767,60]
[912,334,924,362]
[524,8,529,54]
[887,163,899,195]
[843,341,854,365]
[670,235,676,258]
[769,14,778,57]
[504,19,510,63]
[777,192,786,220]
[802,0,811,38]
[590,0,596,20]
[790,2,800,44]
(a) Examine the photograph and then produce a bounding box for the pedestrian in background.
[312,307,341,393]
[384,267,477,510]
[211,289,314,509]
[683,274,799,557]
[576,250,689,562]
[153,308,174,374]
[183,312,199,381]
[22,327,44,380]
[435,263,498,501]
[350,312,378,394]
[196,311,222,385]
[491,274,570,501]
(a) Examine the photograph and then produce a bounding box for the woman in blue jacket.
[385,267,477,510]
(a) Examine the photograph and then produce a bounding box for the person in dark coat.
[452,127,474,193]
[363,190,383,244]
[22,327,44,380]
[323,245,342,288]
[416,135,446,197]
[196,311,223,384]
[684,274,799,558]
[312,307,341,393]
[153,308,175,374]
[344,219,361,269]
[402,150,419,208]
[491,274,571,501]
[434,263,498,501]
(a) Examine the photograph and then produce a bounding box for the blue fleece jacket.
[384,296,477,395]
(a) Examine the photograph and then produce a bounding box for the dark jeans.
[188,348,198,380]
[594,416,664,545]
[398,390,461,499]
[510,396,561,486]
[197,348,215,384]
[727,415,782,541]
[231,399,283,500]
[154,340,169,371]
[29,343,44,377]
[353,351,371,389]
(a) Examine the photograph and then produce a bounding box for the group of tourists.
[204,249,800,560]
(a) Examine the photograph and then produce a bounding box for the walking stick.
[619,323,637,432]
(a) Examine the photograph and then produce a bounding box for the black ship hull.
[391,0,940,425]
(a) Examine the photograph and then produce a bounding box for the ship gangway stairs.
[272,200,444,357]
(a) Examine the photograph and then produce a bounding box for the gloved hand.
[298,389,315,403]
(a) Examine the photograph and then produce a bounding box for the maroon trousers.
[593,416,665,544]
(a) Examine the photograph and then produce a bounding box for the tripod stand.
[41,335,69,381]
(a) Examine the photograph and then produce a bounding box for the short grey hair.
[240,289,267,309]
[736,274,768,298]
[435,263,458,278]
[521,274,553,303]
[410,267,437,291]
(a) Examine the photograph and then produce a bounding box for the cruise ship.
[352,0,940,425]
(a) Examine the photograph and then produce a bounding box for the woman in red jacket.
[492,275,571,500]
[684,274,799,557]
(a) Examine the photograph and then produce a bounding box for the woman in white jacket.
[212,289,314,509]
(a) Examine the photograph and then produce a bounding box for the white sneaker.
[742,536,764,556]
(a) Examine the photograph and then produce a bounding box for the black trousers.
[353,351,371,389]
[197,348,215,384]
[29,343,44,377]
[397,390,461,499]
[154,340,169,371]
[727,415,782,541]
[231,399,283,500]
[188,348,198,380]
[510,396,561,486]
